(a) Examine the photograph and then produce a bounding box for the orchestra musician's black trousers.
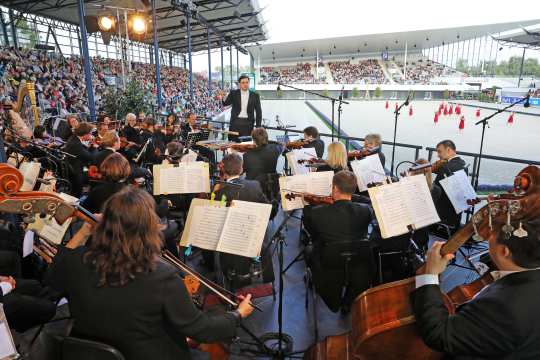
[2,279,57,332]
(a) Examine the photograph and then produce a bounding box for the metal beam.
[186,9,193,100]
[152,0,162,110]
[76,0,96,122]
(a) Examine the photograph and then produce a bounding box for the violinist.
[46,187,254,360]
[82,152,130,214]
[33,125,64,148]
[95,122,109,144]
[139,118,166,164]
[164,113,180,143]
[315,142,348,172]
[181,112,215,166]
[432,140,468,230]
[63,122,97,197]
[302,170,373,313]
[58,114,79,141]
[94,131,121,168]
[302,126,325,158]
[243,128,283,181]
[364,133,385,168]
[412,220,540,358]
[121,113,141,145]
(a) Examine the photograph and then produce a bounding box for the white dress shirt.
[238,90,249,118]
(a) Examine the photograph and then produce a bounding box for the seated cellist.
[412,220,540,358]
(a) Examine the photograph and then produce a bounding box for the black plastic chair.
[61,336,125,360]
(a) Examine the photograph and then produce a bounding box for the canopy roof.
[3,0,268,53]
[248,20,540,64]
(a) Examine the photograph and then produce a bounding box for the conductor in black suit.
[220,75,262,142]
[412,220,540,359]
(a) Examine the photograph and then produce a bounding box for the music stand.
[186,130,209,150]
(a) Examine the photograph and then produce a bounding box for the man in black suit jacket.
[211,153,271,288]
[220,75,262,142]
[303,170,373,312]
[243,128,283,181]
[302,126,325,158]
[432,140,468,229]
[412,220,540,359]
[94,130,121,168]
[62,122,97,197]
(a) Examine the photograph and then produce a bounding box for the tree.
[102,80,152,120]
[374,87,381,98]
[322,89,329,97]
[351,87,359,98]
[443,89,449,100]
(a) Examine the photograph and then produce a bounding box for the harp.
[13,81,40,131]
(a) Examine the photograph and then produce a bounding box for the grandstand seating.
[259,62,320,84]
[328,59,388,84]
[0,46,224,119]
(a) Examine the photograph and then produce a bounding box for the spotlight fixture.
[97,15,115,32]
[129,14,147,35]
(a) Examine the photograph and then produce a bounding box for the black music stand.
[186,130,209,149]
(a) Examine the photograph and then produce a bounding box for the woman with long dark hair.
[47,187,253,360]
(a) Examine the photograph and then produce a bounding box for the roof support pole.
[152,0,162,109]
[186,9,193,100]
[8,9,18,48]
[236,47,239,78]
[76,0,96,122]
[518,47,526,88]
[220,38,224,89]
[207,26,212,93]
[1,11,10,47]
[229,45,233,87]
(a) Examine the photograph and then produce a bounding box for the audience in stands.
[328,59,388,84]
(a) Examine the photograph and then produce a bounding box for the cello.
[304,165,540,359]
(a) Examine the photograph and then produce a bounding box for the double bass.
[304,165,540,359]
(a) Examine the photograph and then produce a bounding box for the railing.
[425,147,540,189]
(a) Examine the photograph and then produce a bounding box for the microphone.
[404,91,412,106]
[339,85,345,100]
[524,91,531,108]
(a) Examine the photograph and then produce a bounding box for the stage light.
[98,16,114,32]
[130,14,147,35]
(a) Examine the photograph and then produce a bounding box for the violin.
[298,158,326,165]
[304,165,540,360]
[347,147,379,160]
[0,164,97,262]
[119,136,140,149]
[285,139,309,150]
[217,143,257,153]
[284,191,334,205]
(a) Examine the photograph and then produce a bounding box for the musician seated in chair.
[243,127,283,181]
[316,141,349,172]
[212,154,272,287]
[180,112,215,168]
[364,133,386,168]
[302,126,325,158]
[46,187,254,360]
[303,170,373,313]
[412,220,540,359]
[432,140,468,230]
[62,122,97,197]
[94,130,121,168]
[81,152,130,214]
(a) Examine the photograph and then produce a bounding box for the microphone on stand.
[339,85,345,101]
[277,82,281,92]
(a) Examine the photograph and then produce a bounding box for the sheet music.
[57,192,79,205]
[350,154,386,192]
[19,161,41,191]
[187,205,228,251]
[279,171,333,211]
[369,175,439,239]
[156,162,210,194]
[181,150,198,163]
[38,171,56,193]
[370,182,412,238]
[33,217,73,245]
[216,200,272,258]
[286,148,317,175]
[23,231,34,258]
[0,305,18,359]
[400,175,440,229]
[439,170,477,214]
